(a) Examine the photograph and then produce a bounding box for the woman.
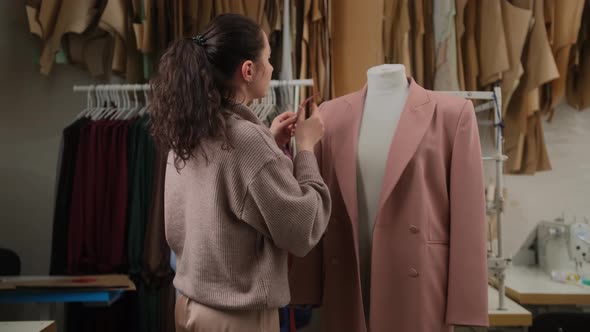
[150,14,331,332]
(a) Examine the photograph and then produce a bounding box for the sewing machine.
[537,219,590,275]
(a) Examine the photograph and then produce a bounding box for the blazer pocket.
[427,209,450,245]
[426,240,449,246]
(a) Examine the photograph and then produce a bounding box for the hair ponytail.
[150,14,264,171]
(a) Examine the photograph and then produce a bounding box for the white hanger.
[93,86,104,119]
[124,85,142,120]
[259,89,270,120]
[138,87,150,117]
[257,92,269,121]
[282,84,291,112]
[90,86,106,120]
[113,86,131,120]
[101,86,118,119]
[130,84,147,118]
[143,87,151,116]
[259,88,273,121]
[101,87,116,119]
[94,86,110,120]
[119,87,132,120]
[115,86,126,119]
[86,87,98,119]
[251,94,261,118]
[76,89,94,119]
[105,85,121,120]
[260,89,272,120]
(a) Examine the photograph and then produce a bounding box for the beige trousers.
[175,293,280,332]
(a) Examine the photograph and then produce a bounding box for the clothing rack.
[73,79,315,125]
[73,79,315,122]
[72,81,506,310]
[72,79,314,92]
[441,85,509,311]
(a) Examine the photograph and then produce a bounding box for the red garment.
[67,120,129,274]
[109,121,129,272]
[94,121,111,272]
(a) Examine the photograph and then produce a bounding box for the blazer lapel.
[375,80,435,220]
[331,80,434,241]
[332,87,366,242]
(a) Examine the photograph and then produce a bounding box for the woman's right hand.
[295,102,324,153]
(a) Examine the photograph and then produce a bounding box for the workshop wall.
[0,2,99,326]
[502,103,590,258]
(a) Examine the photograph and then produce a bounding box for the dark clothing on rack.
[50,113,175,331]
[50,118,89,275]
[143,145,172,281]
[67,120,130,274]
[127,116,155,278]
[67,122,93,274]
[107,121,131,272]
[142,143,176,332]
[126,116,175,332]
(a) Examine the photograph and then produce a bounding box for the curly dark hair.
[150,14,264,171]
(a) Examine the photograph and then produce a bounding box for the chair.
[0,248,21,276]
[529,312,590,332]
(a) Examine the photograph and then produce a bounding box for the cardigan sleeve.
[240,150,332,257]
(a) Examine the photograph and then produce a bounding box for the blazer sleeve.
[240,150,332,258]
[445,101,489,326]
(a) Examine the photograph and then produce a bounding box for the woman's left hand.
[270,111,297,148]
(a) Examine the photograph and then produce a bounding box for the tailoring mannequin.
[357,64,408,315]
[289,69,488,332]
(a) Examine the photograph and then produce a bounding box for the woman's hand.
[270,111,297,148]
[295,102,324,153]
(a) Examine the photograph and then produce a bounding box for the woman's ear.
[241,60,254,84]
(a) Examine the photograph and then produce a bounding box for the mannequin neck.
[366,64,409,95]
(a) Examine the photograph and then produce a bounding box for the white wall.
[0,1,100,276]
[503,103,590,258]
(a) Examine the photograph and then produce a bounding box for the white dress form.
[357,64,409,316]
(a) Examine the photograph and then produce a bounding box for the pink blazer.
[289,79,488,332]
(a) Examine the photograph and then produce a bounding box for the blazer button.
[330,257,339,265]
[409,225,420,234]
[409,268,419,278]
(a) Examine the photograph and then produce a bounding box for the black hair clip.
[192,35,207,46]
